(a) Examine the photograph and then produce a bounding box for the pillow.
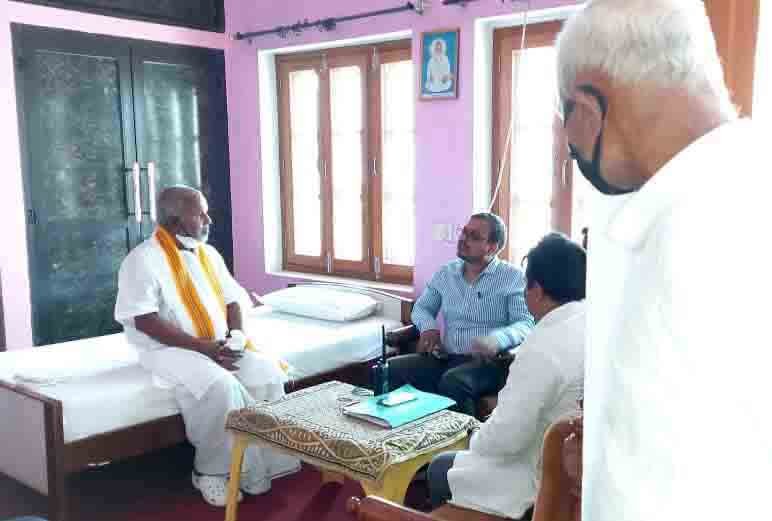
[260,286,380,322]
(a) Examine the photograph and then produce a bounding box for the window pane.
[381,60,416,267]
[289,69,322,257]
[571,162,593,243]
[509,46,557,262]
[753,1,772,119]
[330,65,365,262]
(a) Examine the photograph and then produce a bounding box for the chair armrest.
[386,324,420,354]
[347,496,435,521]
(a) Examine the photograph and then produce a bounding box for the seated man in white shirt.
[426,233,586,520]
[114,185,299,507]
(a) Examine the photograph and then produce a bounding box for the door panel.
[133,43,233,270]
[13,26,233,345]
[14,0,224,32]
[13,25,137,344]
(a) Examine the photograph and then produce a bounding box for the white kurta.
[114,236,287,399]
[448,301,585,519]
[584,119,772,521]
[114,235,295,476]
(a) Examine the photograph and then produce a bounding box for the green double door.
[13,24,232,345]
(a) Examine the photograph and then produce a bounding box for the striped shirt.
[412,257,534,355]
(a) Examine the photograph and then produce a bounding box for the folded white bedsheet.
[0,333,140,385]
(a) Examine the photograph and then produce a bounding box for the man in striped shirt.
[389,213,534,415]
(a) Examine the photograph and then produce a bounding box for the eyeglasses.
[459,227,489,242]
[560,98,576,128]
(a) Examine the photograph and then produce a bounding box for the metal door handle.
[147,161,157,223]
[131,162,142,223]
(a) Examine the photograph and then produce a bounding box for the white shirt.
[584,119,772,521]
[448,300,585,519]
[114,235,254,398]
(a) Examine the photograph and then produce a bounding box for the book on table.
[342,384,456,428]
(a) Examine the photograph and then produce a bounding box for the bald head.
[157,185,212,243]
[158,186,203,226]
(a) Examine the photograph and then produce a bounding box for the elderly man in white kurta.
[426,233,586,519]
[115,185,298,507]
[556,2,772,520]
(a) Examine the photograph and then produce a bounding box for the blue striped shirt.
[412,257,534,355]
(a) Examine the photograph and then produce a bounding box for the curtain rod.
[233,1,424,42]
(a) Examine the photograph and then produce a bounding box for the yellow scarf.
[155,226,287,372]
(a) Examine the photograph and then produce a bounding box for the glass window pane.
[571,162,593,243]
[381,60,416,267]
[753,2,771,120]
[289,69,322,257]
[331,65,364,262]
[509,46,557,262]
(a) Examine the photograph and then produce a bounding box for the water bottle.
[370,360,390,396]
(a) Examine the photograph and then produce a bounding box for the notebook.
[342,384,456,428]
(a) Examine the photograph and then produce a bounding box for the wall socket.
[432,223,457,242]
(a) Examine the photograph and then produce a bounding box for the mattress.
[0,310,402,443]
[244,306,402,379]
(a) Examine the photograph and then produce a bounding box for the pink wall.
[0,1,229,348]
[223,0,578,299]
[0,0,578,347]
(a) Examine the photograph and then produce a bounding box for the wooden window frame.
[491,22,569,262]
[276,41,413,285]
[704,0,760,117]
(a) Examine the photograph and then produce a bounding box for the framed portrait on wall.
[419,28,459,100]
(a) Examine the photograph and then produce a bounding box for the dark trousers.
[428,451,533,519]
[388,353,508,416]
[427,451,457,508]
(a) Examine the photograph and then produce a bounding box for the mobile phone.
[379,391,417,407]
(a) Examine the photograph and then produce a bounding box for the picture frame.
[419,28,459,100]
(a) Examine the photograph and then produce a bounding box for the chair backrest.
[532,416,582,521]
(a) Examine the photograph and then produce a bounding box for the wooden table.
[224,381,478,521]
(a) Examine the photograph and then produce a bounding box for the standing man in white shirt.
[556,1,772,520]
[114,186,298,507]
[426,233,586,519]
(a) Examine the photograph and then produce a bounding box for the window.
[277,41,415,284]
[491,22,577,262]
[704,0,760,117]
[753,1,770,119]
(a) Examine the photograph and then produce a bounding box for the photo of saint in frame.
[419,29,459,100]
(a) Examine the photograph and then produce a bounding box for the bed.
[0,283,416,521]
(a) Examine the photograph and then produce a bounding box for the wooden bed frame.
[0,288,416,521]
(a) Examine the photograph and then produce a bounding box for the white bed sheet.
[244,306,402,380]
[0,310,402,443]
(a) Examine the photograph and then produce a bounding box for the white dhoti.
[141,348,298,477]
[115,236,299,480]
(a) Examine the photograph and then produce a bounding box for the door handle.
[131,162,142,223]
[147,161,157,223]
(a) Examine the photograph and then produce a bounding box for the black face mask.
[566,86,634,196]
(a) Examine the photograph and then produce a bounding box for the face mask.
[569,142,632,196]
[176,234,203,250]
[176,224,209,250]
[567,86,634,196]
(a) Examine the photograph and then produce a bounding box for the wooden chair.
[347,415,582,521]
[532,416,582,521]
[347,496,509,521]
